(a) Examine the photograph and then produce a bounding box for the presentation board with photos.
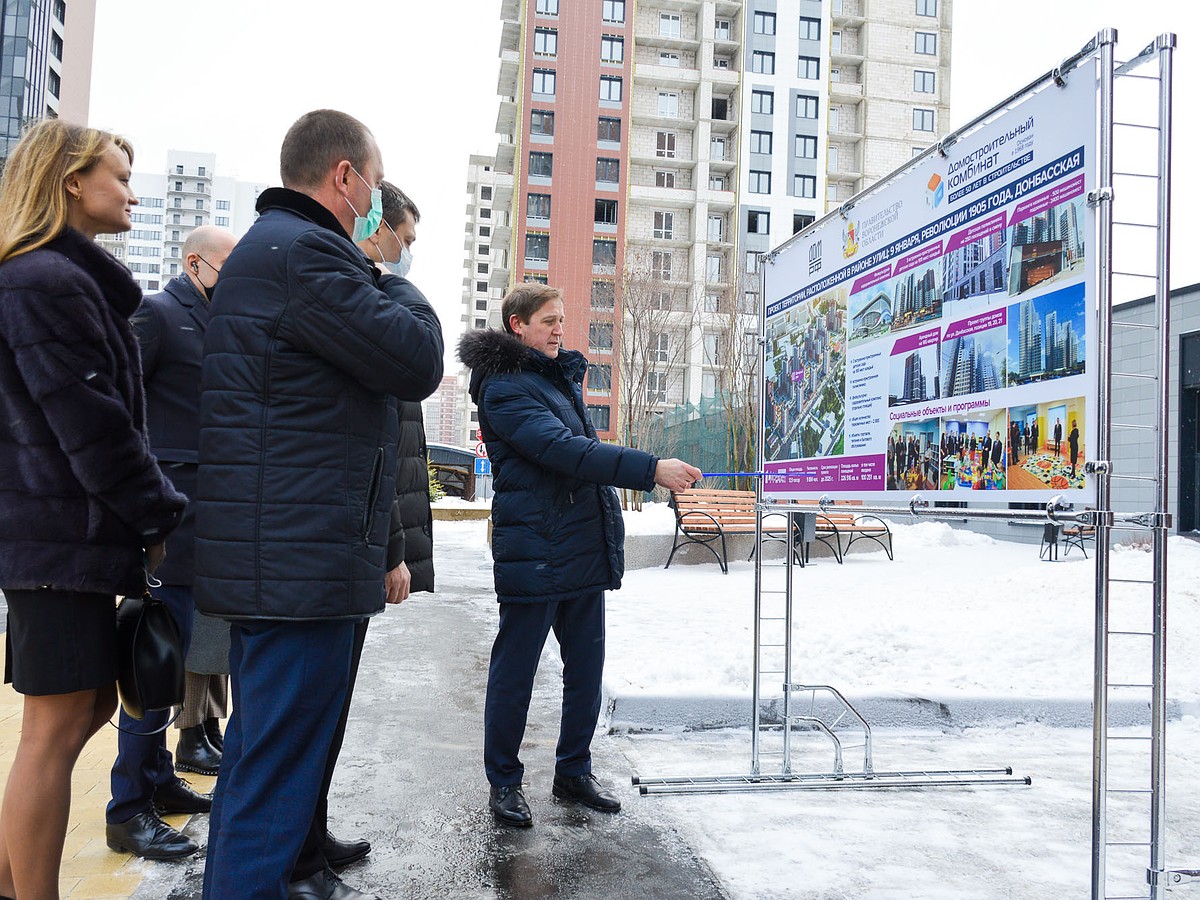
[760,61,1098,504]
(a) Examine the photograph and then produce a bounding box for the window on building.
[480,225,491,237]
[828,145,839,171]
[798,56,820,79]
[710,136,727,161]
[650,332,669,363]
[596,157,620,182]
[50,32,63,60]
[747,210,771,234]
[477,262,489,274]
[659,12,681,38]
[529,152,553,177]
[746,251,761,274]
[175,164,184,174]
[914,69,936,93]
[216,199,230,210]
[703,332,722,365]
[712,97,728,120]
[652,251,672,280]
[751,51,775,74]
[913,107,936,132]
[749,171,771,194]
[589,322,614,351]
[173,198,182,208]
[916,0,937,16]
[534,28,557,57]
[653,211,674,240]
[753,11,776,34]
[751,90,774,115]
[706,254,723,283]
[587,405,611,430]
[52,0,65,21]
[477,280,488,293]
[191,215,202,226]
[714,55,731,69]
[797,95,819,118]
[527,193,551,219]
[915,31,937,55]
[536,0,558,15]
[531,109,555,136]
[174,180,183,191]
[655,170,676,188]
[646,371,667,403]
[602,0,624,23]
[659,51,679,66]
[794,174,817,198]
[601,35,623,63]
[795,135,817,158]
[597,116,621,142]
[714,19,731,40]
[525,232,550,262]
[591,280,615,309]
[532,68,556,95]
[657,91,679,117]
[46,69,61,98]
[478,244,490,255]
[599,75,622,102]
[587,364,612,394]
[480,208,492,219]
[750,131,772,155]
[708,215,724,242]
[593,239,617,267]
[709,174,726,191]
[481,186,493,201]
[799,17,821,40]
[595,198,618,225]
[655,131,677,158]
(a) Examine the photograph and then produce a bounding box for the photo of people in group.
[938,408,1008,491]
[886,418,940,491]
[1005,397,1086,490]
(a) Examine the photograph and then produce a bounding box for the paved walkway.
[0,523,724,899]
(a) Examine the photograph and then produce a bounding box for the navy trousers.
[106,584,195,824]
[483,592,605,787]
[202,619,356,900]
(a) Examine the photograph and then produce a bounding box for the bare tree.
[616,245,698,510]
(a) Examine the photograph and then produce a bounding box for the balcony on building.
[828,78,863,105]
[634,59,701,89]
[499,5,520,51]
[496,95,517,137]
[708,95,738,134]
[497,49,519,100]
[830,0,866,26]
[491,172,514,213]
[494,137,515,175]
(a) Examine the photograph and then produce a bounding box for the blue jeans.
[106,584,195,823]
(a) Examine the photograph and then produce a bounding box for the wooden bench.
[665,488,796,574]
[1061,523,1096,558]
[790,501,894,564]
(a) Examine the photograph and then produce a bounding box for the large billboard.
[761,63,1097,503]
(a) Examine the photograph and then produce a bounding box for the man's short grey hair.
[279,109,374,190]
[380,181,420,228]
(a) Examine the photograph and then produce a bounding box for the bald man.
[104,226,238,861]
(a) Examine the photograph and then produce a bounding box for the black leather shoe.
[204,716,225,753]
[323,831,371,869]
[175,724,221,775]
[153,775,212,815]
[106,811,198,860]
[489,784,533,827]
[552,772,621,812]
[288,865,381,899]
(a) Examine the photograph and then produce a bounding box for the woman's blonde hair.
[0,118,133,265]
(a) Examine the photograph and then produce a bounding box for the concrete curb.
[607,691,1184,731]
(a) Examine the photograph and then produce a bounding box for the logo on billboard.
[926,172,945,208]
[808,240,822,275]
[842,221,859,259]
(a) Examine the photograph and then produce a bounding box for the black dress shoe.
[489,784,533,827]
[153,775,212,815]
[323,831,371,869]
[106,811,198,860]
[552,772,621,812]
[204,716,225,753]
[176,724,221,775]
[288,865,382,899]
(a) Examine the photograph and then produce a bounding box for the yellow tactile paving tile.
[0,645,214,898]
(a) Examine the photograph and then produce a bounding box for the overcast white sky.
[88,1,1194,355]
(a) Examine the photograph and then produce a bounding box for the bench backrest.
[673,489,757,526]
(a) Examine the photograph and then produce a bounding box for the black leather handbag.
[115,584,185,724]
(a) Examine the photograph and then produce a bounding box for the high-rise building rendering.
[96,149,267,294]
[463,0,952,442]
[1,0,97,158]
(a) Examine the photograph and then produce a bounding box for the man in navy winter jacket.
[194,110,443,899]
[459,282,699,828]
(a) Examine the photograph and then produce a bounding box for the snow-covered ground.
[438,512,1200,898]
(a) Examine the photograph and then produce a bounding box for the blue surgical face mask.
[346,167,382,243]
[385,244,413,278]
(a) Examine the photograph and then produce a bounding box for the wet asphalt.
[142,544,726,899]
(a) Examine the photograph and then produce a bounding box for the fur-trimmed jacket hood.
[456,328,657,604]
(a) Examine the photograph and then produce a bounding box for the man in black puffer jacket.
[194,110,443,900]
[459,283,699,828]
